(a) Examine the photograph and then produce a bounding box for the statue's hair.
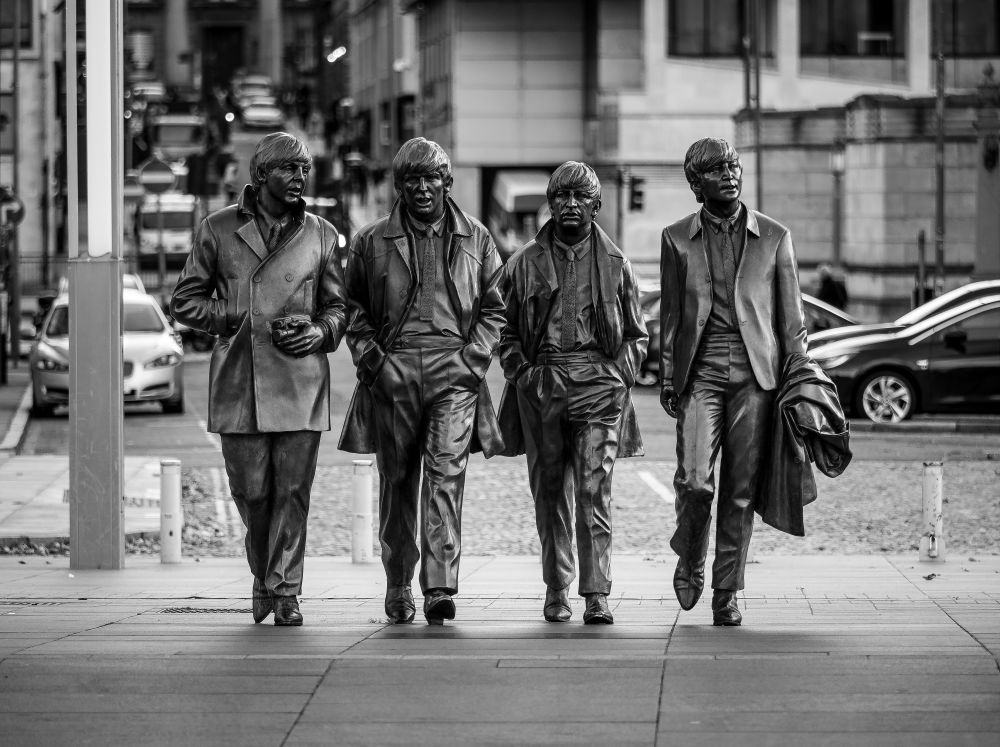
[249,132,312,187]
[683,138,740,203]
[392,137,453,188]
[546,161,601,202]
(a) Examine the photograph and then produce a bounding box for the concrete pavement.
[0,553,998,746]
[2,368,1000,745]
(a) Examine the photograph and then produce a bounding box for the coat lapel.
[236,220,268,261]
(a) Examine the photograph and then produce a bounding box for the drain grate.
[0,601,64,607]
[157,607,251,614]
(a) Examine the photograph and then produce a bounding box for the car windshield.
[893,284,997,325]
[45,303,165,337]
[152,123,204,146]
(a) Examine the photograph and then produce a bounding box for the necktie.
[419,227,436,322]
[266,222,282,253]
[561,247,577,350]
[720,220,737,326]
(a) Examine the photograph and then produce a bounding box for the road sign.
[0,187,24,227]
[137,157,177,194]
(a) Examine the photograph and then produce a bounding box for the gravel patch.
[4,457,997,559]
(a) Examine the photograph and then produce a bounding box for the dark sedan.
[808,279,1000,348]
[809,294,1000,423]
[637,290,859,385]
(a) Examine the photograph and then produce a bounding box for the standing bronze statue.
[659,138,809,626]
[339,137,505,625]
[170,132,348,626]
[498,162,648,625]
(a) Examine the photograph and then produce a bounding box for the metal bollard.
[160,458,183,564]
[352,459,374,564]
[919,461,946,563]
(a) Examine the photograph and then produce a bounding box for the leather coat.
[170,186,348,433]
[338,196,506,456]
[496,220,648,457]
[757,352,852,536]
[659,207,808,394]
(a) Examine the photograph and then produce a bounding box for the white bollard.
[919,461,946,563]
[352,459,374,564]
[160,458,183,564]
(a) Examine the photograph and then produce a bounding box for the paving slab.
[0,554,997,746]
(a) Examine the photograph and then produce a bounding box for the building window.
[0,0,33,51]
[934,0,1000,56]
[668,0,774,58]
[800,0,906,57]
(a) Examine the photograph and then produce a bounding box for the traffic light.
[629,176,645,212]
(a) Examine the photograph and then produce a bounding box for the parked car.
[146,112,209,166]
[29,288,185,417]
[636,290,859,384]
[240,95,286,130]
[809,294,1000,423]
[809,279,1000,348]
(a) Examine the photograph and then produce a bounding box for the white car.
[240,96,286,130]
[29,288,185,416]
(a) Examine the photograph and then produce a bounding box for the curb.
[0,382,32,454]
[848,418,1000,434]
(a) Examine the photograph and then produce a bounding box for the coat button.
[697,319,705,327]
[399,290,407,299]
[252,307,261,315]
[285,273,294,282]
[253,276,262,283]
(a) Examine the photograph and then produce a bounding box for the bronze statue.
[339,137,505,625]
[498,162,648,624]
[659,138,808,625]
[170,132,349,626]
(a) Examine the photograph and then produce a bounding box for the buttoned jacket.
[170,186,348,433]
[338,196,506,456]
[496,220,648,457]
[659,206,808,394]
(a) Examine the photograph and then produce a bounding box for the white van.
[134,192,199,270]
[487,170,550,261]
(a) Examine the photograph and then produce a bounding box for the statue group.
[171,132,849,629]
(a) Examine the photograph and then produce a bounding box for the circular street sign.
[137,157,177,194]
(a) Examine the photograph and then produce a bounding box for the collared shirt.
[254,196,296,254]
[538,232,600,354]
[701,203,746,335]
[400,211,461,338]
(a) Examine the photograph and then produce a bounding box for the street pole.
[917,229,927,307]
[934,0,946,297]
[753,0,764,212]
[9,0,22,366]
[156,193,166,300]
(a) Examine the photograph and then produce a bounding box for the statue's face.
[264,160,310,207]
[698,158,742,207]
[400,170,450,222]
[549,185,600,237]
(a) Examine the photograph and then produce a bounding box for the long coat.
[496,220,648,458]
[659,207,808,394]
[338,196,506,456]
[170,186,348,433]
[758,352,852,536]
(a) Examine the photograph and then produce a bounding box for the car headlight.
[35,357,69,372]
[811,351,855,370]
[144,353,182,369]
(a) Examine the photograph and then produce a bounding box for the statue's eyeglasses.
[702,160,742,179]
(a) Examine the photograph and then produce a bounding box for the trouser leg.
[418,349,478,594]
[517,366,574,591]
[670,348,727,567]
[221,433,273,583]
[713,350,773,591]
[266,431,321,596]
[569,361,626,596]
[371,353,423,588]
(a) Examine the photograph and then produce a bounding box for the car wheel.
[161,395,185,414]
[29,395,55,419]
[856,371,915,424]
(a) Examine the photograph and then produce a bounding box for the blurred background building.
[3,0,1000,336]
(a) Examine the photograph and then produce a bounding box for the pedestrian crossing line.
[637,470,674,505]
